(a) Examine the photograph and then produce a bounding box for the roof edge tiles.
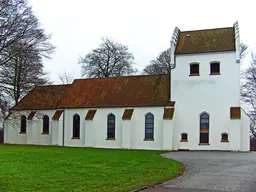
[122,109,134,120]
[85,110,97,120]
[27,111,37,120]
[163,108,175,119]
[52,110,64,120]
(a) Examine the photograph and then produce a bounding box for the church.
[4,22,250,151]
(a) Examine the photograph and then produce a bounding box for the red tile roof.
[12,74,174,110]
[52,110,64,120]
[175,27,235,54]
[12,85,70,110]
[122,109,134,120]
[58,74,172,108]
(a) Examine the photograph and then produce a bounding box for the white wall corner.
[230,119,242,151]
[233,21,240,63]
[121,120,132,149]
[162,120,173,150]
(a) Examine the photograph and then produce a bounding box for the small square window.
[210,63,220,74]
[181,133,188,142]
[190,64,199,76]
[221,133,229,142]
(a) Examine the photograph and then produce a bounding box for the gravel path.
[143,152,256,192]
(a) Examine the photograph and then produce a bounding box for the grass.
[0,145,183,192]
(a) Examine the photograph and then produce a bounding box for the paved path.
[143,152,256,192]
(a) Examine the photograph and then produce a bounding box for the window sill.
[19,132,26,134]
[221,140,229,143]
[106,138,116,140]
[198,143,210,145]
[189,73,200,76]
[180,139,188,142]
[71,137,80,140]
[41,132,49,135]
[210,72,221,75]
[144,138,154,141]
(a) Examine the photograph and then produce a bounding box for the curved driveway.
[144,152,256,192]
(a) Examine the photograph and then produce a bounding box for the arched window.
[181,133,188,142]
[43,115,49,134]
[190,63,199,76]
[73,114,80,138]
[107,114,115,139]
[199,112,209,144]
[221,133,229,142]
[145,113,154,140]
[20,115,26,133]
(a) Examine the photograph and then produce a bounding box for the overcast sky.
[29,0,255,83]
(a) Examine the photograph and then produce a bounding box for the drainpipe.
[62,110,65,147]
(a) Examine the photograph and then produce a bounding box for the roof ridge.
[180,26,234,34]
[73,74,169,81]
[35,84,71,88]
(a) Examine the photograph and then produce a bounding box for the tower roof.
[175,27,235,54]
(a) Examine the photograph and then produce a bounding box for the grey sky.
[29,0,255,83]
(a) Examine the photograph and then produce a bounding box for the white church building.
[4,22,250,151]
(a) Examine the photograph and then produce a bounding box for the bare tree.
[0,42,50,104]
[240,43,248,61]
[58,72,74,84]
[79,37,137,78]
[142,48,171,75]
[241,54,256,137]
[0,0,55,120]
[0,0,55,66]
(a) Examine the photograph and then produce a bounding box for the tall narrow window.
[73,114,80,138]
[107,114,115,139]
[190,63,199,76]
[199,112,209,144]
[210,62,220,75]
[20,115,26,133]
[145,113,154,140]
[43,115,49,134]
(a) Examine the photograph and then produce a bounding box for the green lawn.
[0,145,183,192]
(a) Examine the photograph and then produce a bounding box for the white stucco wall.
[4,110,57,146]
[121,120,132,149]
[131,107,164,150]
[171,52,241,150]
[4,111,29,144]
[52,120,59,145]
[230,119,241,151]
[32,110,55,145]
[63,107,165,150]
[58,115,64,146]
[241,109,250,151]
[85,120,93,147]
[163,120,173,150]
